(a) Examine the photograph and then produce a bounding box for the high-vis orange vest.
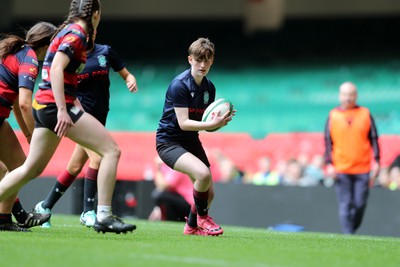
[325,106,379,174]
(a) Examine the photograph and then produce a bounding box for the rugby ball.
[202,98,233,132]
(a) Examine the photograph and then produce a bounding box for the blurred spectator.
[212,149,244,183]
[282,159,305,186]
[148,157,193,222]
[376,167,392,189]
[375,155,400,190]
[297,153,309,169]
[389,155,400,170]
[251,156,282,186]
[388,166,400,190]
[387,155,400,190]
[301,154,325,186]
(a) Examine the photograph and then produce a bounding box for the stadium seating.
[16,131,400,181]
[105,59,400,139]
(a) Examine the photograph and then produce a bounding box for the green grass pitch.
[1,215,399,267]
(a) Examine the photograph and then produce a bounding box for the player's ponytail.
[0,21,56,60]
[51,0,101,50]
[0,34,25,60]
[25,22,57,51]
[79,0,101,50]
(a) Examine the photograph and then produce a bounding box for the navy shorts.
[156,141,210,169]
[33,103,84,132]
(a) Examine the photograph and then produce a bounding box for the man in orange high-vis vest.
[324,82,380,234]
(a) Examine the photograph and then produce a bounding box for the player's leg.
[79,148,100,227]
[66,112,135,233]
[0,121,52,230]
[352,173,370,233]
[0,121,29,231]
[0,128,61,201]
[334,173,354,234]
[0,127,60,232]
[35,144,88,228]
[174,152,223,236]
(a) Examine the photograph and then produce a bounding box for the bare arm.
[51,52,73,137]
[174,107,232,132]
[118,67,138,93]
[12,89,34,142]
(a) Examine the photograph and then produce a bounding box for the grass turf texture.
[1,215,399,267]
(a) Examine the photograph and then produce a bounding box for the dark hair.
[53,0,101,50]
[188,37,215,61]
[0,21,56,60]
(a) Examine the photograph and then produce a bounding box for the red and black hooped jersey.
[0,45,39,118]
[35,23,87,104]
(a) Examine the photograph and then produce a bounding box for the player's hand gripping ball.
[202,98,233,132]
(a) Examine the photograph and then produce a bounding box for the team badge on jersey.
[65,36,76,43]
[29,67,37,75]
[76,63,85,73]
[203,91,209,104]
[97,55,107,67]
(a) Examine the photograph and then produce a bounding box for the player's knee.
[26,164,46,180]
[106,142,121,160]
[195,168,212,183]
[68,164,84,176]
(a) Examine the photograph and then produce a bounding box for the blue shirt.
[156,69,216,144]
[76,43,125,115]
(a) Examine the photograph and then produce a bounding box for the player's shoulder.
[204,76,215,88]
[16,46,38,64]
[92,43,113,56]
[58,23,86,42]
[93,43,110,51]
[170,69,191,85]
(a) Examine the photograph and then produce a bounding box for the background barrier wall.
[19,178,400,237]
[13,131,400,181]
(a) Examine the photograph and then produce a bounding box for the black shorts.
[88,111,108,126]
[156,141,210,169]
[33,103,84,132]
[0,117,5,127]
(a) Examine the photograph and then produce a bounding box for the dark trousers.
[152,189,191,222]
[334,173,370,234]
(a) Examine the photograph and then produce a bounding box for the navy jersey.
[76,43,125,115]
[156,69,216,144]
[0,45,39,118]
[36,23,87,104]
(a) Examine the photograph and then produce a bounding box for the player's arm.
[369,114,380,180]
[12,89,33,143]
[174,107,231,132]
[323,116,335,178]
[51,51,73,137]
[118,67,138,93]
